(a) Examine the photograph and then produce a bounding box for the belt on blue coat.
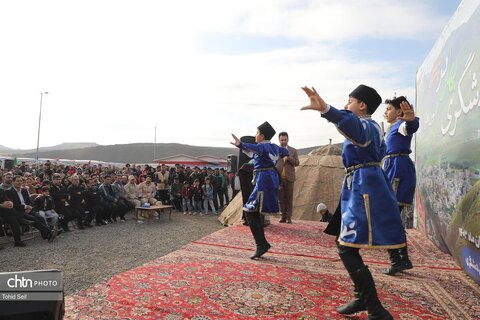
[344,162,381,176]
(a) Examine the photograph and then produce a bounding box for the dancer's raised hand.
[230,133,241,147]
[399,100,416,122]
[301,87,328,113]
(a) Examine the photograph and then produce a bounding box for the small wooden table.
[135,204,174,223]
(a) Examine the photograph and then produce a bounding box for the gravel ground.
[0,210,225,295]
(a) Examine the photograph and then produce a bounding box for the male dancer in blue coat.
[301,85,402,320]
[231,121,288,259]
[383,96,419,275]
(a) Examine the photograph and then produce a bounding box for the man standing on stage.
[276,132,299,224]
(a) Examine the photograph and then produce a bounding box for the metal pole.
[36,92,48,160]
[154,126,157,161]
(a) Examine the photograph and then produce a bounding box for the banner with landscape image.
[416,0,480,284]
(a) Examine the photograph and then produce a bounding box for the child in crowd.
[192,179,204,215]
[181,180,193,215]
[33,186,59,228]
[202,177,216,215]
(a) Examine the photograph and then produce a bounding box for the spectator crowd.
[0,160,236,248]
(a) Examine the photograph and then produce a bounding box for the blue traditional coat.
[322,106,406,249]
[239,141,288,214]
[383,118,419,206]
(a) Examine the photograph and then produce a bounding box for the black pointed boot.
[352,266,393,320]
[384,246,413,275]
[399,246,413,269]
[336,288,366,315]
[245,211,271,259]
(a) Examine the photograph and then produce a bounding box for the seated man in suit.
[0,188,25,247]
[6,175,55,242]
[99,175,127,222]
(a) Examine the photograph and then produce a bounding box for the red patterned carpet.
[65,221,480,319]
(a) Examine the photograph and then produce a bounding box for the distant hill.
[14,143,237,164]
[18,142,99,154]
[7,142,341,164]
[0,144,14,152]
[1,143,100,156]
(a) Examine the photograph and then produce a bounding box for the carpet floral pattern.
[65,221,480,319]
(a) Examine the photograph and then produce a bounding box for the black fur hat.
[257,121,276,140]
[349,84,382,114]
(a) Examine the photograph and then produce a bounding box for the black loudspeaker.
[227,154,238,173]
[3,159,14,170]
[238,136,256,169]
[0,270,64,320]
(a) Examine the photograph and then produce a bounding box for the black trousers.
[212,190,219,210]
[218,187,229,205]
[171,198,182,211]
[337,243,388,316]
[337,244,366,274]
[156,189,169,204]
[56,205,76,227]
[0,208,22,242]
[244,211,269,248]
[102,201,119,220]
[86,205,104,223]
[18,211,52,240]
[104,199,131,220]
[70,205,85,226]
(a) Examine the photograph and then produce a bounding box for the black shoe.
[279,218,286,223]
[384,259,413,275]
[63,226,71,232]
[14,241,27,247]
[286,219,292,224]
[47,230,56,242]
[84,223,93,228]
[337,294,366,315]
[351,266,393,320]
[101,220,108,225]
[250,243,271,259]
[366,307,394,320]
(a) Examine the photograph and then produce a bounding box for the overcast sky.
[0,0,461,150]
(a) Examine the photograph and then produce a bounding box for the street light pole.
[154,126,157,161]
[36,91,49,160]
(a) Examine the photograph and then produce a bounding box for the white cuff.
[398,122,408,136]
[320,104,331,115]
